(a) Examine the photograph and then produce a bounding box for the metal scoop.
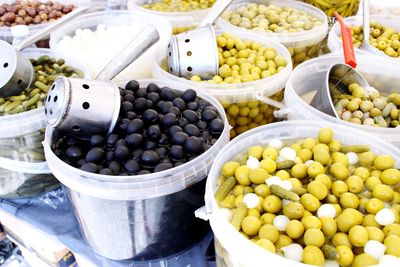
[167,0,233,80]
[44,26,160,139]
[311,11,372,118]
[0,6,89,98]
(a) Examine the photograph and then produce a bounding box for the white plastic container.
[0,0,90,44]
[0,48,89,198]
[204,120,400,267]
[328,15,400,60]
[216,0,328,67]
[358,0,400,17]
[152,29,292,138]
[49,10,172,80]
[43,79,230,260]
[283,53,400,147]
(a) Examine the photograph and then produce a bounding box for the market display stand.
[0,188,216,267]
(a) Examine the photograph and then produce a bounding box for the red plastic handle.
[334,11,357,68]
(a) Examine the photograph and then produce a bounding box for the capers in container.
[333,82,400,128]
[306,0,360,18]
[0,55,84,116]
[141,0,215,12]
[214,127,400,266]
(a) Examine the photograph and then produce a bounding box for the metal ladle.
[167,0,233,80]
[44,25,160,139]
[311,11,372,118]
[0,6,89,98]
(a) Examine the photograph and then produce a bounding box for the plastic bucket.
[216,0,328,67]
[283,53,400,147]
[43,79,230,260]
[0,48,89,198]
[204,120,400,267]
[0,0,91,45]
[49,10,172,81]
[152,29,292,138]
[327,15,400,61]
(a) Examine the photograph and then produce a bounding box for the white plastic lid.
[43,79,230,201]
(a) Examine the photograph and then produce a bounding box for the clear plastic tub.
[0,48,89,198]
[283,53,400,147]
[152,29,292,138]
[127,0,209,34]
[49,10,172,80]
[204,120,400,267]
[0,0,90,44]
[216,0,328,67]
[43,79,230,260]
[328,15,400,61]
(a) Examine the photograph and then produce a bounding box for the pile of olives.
[215,127,400,266]
[53,81,224,175]
[141,0,215,12]
[333,82,400,128]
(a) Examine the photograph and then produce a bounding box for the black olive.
[108,161,121,174]
[202,130,212,139]
[179,117,189,128]
[146,125,161,139]
[114,146,130,160]
[204,105,218,112]
[66,137,79,146]
[210,118,224,134]
[203,144,211,151]
[121,118,131,125]
[169,125,183,135]
[146,83,160,93]
[119,123,128,131]
[144,140,157,150]
[173,98,186,111]
[201,109,217,121]
[169,145,185,159]
[147,92,160,103]
[183,110,199,123]
[198,99,210,109]
[124,94,135,103]
[116,139,127,147]
[119,88,125,96]
[157,100,165,110]
[136,88,147,98]
[125,111,138,120]
[138,170,151,175]
[168,106,181,116]
[154,147,168,157]
[184,124,200,136]
[160,101,174,114]
[171,131,189,145]
[154,162,173,172]
[125,80,140,92]
[132,149,144,160]
[124,159,140,173]
[146,100,153,108]
[187,102,198,110]
[140,150,160,166]
[133,98,147,111]
[160,87,177,101]
[127,119,144,134]
[158,134,168,145]
[81,163,98,173]
[161,113,177,127]
[86,147,105,163]
[107,134,119,147]
[174,161,185,167]
[143,109,159,124]
[126,133,143,148]
[66,146,83,158]
[99,168,113,175]
[77,159,86,166]
[184,136,202,154]
[105,151,114,161]
[197,121,207,130]
[121,101,133,112]
[181,89,197,102]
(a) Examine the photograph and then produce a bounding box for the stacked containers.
[0,48,89,198]
[216,0,328,67]
[49,10,172,80]
[43,80,230,260]
[153,30,292,138]
[284,53,400,147]
[204,120,400,267]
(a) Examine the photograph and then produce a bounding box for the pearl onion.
[275,155,286,163]
[364,240,386,259]
[273,215,290,231]
[243,193,260,209]
[281,244,303,262]
[317,204,336,219]
[246,156,260,169]
[279,147,297,161]
[305,160,314,166]
[267,139,283,149]
[280,180,293,191]
[265,176,282,187]
[375,208,396,226]
[324,261,340,267]
[346,152,359,165]
[282,199,292,207]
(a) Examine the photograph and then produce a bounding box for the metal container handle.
[198,0,233,27]
[96,26,160,81]
[14,6,90,52]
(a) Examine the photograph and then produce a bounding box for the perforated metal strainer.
[167,0,233,80]
[0,6,89,98]
[44,26,160,139]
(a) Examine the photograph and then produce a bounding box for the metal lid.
[44,76,71,128]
